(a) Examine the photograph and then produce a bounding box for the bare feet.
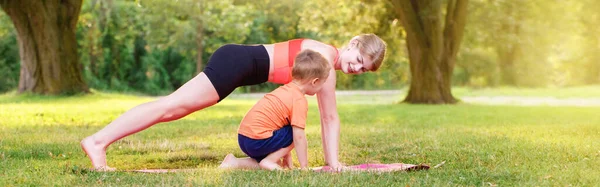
[259,160,282,171]
[218,153,237,169]
[81,136,115,171]
[282,153,293,169]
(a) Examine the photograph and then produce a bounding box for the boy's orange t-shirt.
[238,83,308,139]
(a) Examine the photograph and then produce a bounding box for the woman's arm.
[316,68,342,169]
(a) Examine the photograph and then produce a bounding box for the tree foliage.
[458,0,600,87]
[1,0,599,95]
[0,12,19,92]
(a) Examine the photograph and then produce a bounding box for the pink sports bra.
[271,39,338,84]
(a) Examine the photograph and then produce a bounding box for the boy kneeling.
[219,49,331,170]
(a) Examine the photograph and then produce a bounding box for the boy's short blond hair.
[292,49,331,82]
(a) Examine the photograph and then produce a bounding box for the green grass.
[1,88,600,186]
[452,85,600,98]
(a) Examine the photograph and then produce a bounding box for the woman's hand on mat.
[92,166,117,172]
[328,162,346,172]
[297,167,310,171]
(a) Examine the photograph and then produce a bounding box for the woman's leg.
[81,72,220,170]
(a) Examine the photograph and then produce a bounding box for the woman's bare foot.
[81,136,114,171]
[218,153,237,169]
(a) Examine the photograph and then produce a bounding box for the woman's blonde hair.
[292,49,331,82]
[351,34,387,71]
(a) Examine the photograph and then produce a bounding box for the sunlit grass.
[453,85,600,98]
[1,87,600,186]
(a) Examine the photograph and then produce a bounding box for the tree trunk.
[390,0,468,104]
[496,3,519,86]
[196,17,204,75]
[0,0,88,95]
[585,28,600,84]
[497,45,518,85]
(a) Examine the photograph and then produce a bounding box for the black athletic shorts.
[203,44,270,102]
[238,125,293,162]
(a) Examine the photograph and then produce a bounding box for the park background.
[1,0,599,186]
[1,0,599,95]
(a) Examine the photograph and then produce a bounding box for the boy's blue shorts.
[238,125,293,162]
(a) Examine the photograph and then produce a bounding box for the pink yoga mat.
[312,163,429,172]
[130,163,429,173]
[130,169,195,173]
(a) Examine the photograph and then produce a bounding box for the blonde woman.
[81,34,387,171]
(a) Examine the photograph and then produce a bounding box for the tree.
[0,0,88,94]
[0,11,19,92]
[461,0,568,87]
[141,0,250,75]
[575,0,600,84]
[390,0,468,104]
[76,0,146,91]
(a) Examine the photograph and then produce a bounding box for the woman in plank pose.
[81,34,387,171]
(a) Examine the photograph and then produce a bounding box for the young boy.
[219,49,331,170]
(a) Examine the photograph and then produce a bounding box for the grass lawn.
[1,88,599,186]
[452,85,600,98]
